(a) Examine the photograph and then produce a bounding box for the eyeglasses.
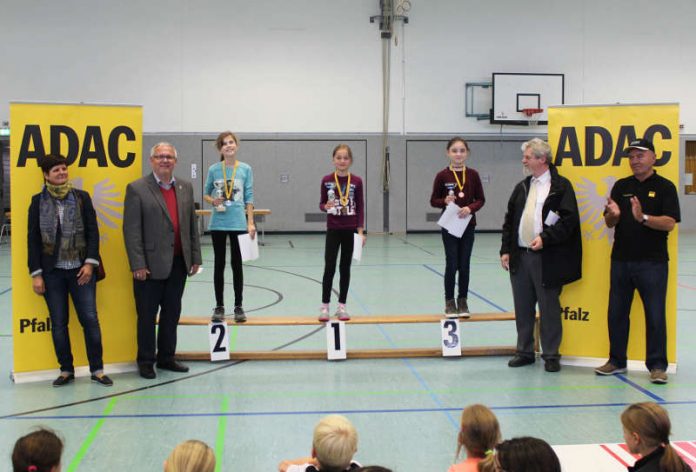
[152,154,176,160]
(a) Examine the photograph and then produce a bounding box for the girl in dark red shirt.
[319,144,365,322]
[430,137,485,317]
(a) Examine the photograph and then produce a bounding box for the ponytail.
[661,443,689,472]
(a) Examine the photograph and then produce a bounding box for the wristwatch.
[641,214,649,225]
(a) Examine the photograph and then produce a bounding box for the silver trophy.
[213,180,226,212]
[327,189,338,215]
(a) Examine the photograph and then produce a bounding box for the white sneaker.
[335,304,350,321]
[318,304,330,322]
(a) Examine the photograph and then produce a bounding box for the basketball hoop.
[522,108,543,127]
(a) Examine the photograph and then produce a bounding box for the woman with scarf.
[27,154,112,387]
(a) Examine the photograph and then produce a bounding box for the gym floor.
[1,232,695,471]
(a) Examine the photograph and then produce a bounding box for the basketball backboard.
[491,73,564,125]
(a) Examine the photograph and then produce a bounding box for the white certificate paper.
[437,202,472,238]
[237,233,259,261]
[352,233,363,261]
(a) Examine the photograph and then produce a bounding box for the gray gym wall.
[2,1,695,230]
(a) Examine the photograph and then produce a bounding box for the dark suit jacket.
[27,188,100,274]
[123,173,202,279]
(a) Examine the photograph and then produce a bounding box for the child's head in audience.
[12,427,63,472]
[478,436,560,472]
[312,414,358,471]
[621,402,689,472]
[164,440,215,472]
[456,404,501,461]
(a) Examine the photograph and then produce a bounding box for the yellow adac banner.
[548,103,679,368]
[10,102,142,379]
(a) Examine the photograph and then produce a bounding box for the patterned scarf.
[39,185,86,261]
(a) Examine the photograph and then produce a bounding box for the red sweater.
[430,167,485,227]
[319,173,364,230]
[160,186,182,256]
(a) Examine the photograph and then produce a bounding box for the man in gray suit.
[123,142,202,379]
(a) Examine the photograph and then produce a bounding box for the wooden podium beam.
[178,312,518,326]
[170,313,535,361]
[176,346,517,361]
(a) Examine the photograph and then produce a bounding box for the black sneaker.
[91,374,114,386]
[444,299,458,318]
[457,297,471,319]
[234,306,247,323]
[211,306,225,323]
[52,373,75,387]
[544,359,561,372]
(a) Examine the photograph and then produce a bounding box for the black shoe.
[508,355,535,368]
[211,305,225,323]
[234,306,247,323]
[156,360,190,373]
[544,359,561,372]
[139,364,156,379]
[457,297,471,319]
[52,373,75,387]
[91,374,114,386]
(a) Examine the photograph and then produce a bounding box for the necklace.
[222,160,239,201]
[450,165,466,198]
[334,171,351,206]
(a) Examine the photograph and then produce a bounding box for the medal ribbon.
[450,165,466,194]
[334,171,351,206]
[222,160,239,200]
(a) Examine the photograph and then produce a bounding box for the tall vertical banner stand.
[548,103,680,371]
[10,102,142,382]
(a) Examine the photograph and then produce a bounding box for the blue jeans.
[441,225,475,300]
[607,260,668,371]
[43,268,104,373]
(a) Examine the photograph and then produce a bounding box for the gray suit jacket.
[123,173,202,279]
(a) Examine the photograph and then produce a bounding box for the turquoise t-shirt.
[204,160,254,231]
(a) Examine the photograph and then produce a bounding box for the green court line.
[228,324,239,352]
[66,397,117,471]
[215,396,229,472]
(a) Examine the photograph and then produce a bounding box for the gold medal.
[222,160,239,201]
[450,165,466,199]
[334,171,351,207]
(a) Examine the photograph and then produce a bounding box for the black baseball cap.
[624,138,655,153]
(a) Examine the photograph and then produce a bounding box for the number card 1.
[440,319,461,357]
[209,322,230,361]
[326,321,347,360]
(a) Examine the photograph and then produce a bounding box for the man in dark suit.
[123,142,202,379]
[500,138,582,373]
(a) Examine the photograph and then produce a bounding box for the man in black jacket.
[500,138,582,372]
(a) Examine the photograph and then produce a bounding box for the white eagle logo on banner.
[575,176,616,243]
[72,177,123,241]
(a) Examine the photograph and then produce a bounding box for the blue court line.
[614,374,665,402]
[0,287,11,296]
[8,399,696,421]
[422,264,508,313]
[348,287,459,430]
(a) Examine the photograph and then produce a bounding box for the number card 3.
[440,319,461,357]
[326,321,347,360]
[209,322,230,361]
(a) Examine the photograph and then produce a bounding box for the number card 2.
[326,321,347,360]
[209,322,230,361]
[440,319,461,357]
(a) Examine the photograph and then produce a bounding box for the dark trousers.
[509,251,562,360]
[607,260,668,371]
[441,225,475,300]
[211,230,245,307]
[43,268,103,373]
[133,255,187,366]
[322,229,355,304]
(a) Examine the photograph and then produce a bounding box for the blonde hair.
[456,404,501,460]
[621,402,688,472]
[313,415,358,470]
[165,440,215,472]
